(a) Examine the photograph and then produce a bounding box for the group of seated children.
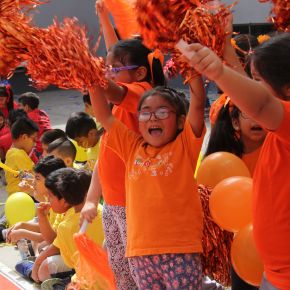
[0,87,104,288]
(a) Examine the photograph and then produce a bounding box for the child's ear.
[135,66,147,82]
[64,157,73,168]
[231,118,240,131]
[177,115,186,130]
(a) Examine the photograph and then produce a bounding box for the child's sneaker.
[15,260,34,280]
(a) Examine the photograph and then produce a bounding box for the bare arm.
[222,14,246,76]
[37,203,57,244]
[7,229,43,243]
[80,162,102,225]
[96,0,119,51]
[89,85,116,132]
[184,43,283,131]
[188,76,205,137]
[103,79,127,104]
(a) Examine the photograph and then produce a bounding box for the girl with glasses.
[88,79,206,289]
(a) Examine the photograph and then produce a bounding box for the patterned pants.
[102,204,138,290]
[129,253,202,290]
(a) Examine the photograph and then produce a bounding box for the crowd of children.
[0,3,289,290]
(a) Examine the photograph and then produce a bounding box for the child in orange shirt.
[81,36,165,288]
[182,33,290,290]
[88,80,205,289]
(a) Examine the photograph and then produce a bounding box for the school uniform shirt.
[105,119,205,257]
[242,146,262,177]
[27,109,51,153]
[5,148,34,195]
[48,209,65,231]
[253,101,290,290]
[98,81,152,206]
[53,205,104,269]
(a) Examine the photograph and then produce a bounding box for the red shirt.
[27,109,51,153]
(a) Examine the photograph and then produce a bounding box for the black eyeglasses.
[138,108,176,122]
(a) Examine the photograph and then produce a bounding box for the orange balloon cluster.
[197,152,263,286]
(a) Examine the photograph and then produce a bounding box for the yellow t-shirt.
[86,143,100,170]
[53,205,104,269]
[5,148,34,195]
[48,209,65,231]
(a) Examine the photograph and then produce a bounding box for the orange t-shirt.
[106,119,205,257]
[242,147,262,177]
[98,82,152,206]
[253,101,290,290]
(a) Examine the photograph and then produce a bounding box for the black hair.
[251,32,290,99]
[233,34,259,77]
[108,38,166,87]
[7,109,28,127]
[0,84,14,112]
[138,86,188,118]
[205,105,244,157]
[18,92,40,110]
[82,94,91,105]
[11,117,39,140]
[65,112,96,139]
[34,155,66,177]
[40,129,66,145]
[0,110,4,118]
[47,137,76,161]
[45,168,92,205]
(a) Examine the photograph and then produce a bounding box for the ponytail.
[205,105,244,158]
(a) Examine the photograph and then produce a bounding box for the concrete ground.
[0,89,83,289]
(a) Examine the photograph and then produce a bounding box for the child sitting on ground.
[5,156,66,246]
[47,137,76,168]
[18,92,51,156]
[5,117,39,195]
[65,112,103,170]
[40,129,66,157]
[15,168,104,285]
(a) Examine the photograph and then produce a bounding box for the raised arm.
[80,162,102,226]
[187,76,205,137]
[222,14,246,76]
[96,0,119,51]
[89,85,115,131]
[183,43,283,131]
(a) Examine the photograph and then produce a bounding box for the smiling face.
[138,94,185,147]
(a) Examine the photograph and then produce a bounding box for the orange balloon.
[196,152,251,188]
[231,224,264,286]
[209,176,253,232]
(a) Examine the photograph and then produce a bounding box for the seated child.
[0,109,28,161]
[5,117,39,195]
[40,129,66,157]
[47,137,76,168]
[15,168,104,284]
[65,112,103,170]
[18,92,52,155]
[5,156,66,246]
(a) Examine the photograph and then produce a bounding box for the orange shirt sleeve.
[117,82,152,113]
[273,100,290,143]
[104,119,141,161]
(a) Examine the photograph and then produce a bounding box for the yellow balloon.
[5,192,36,226]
